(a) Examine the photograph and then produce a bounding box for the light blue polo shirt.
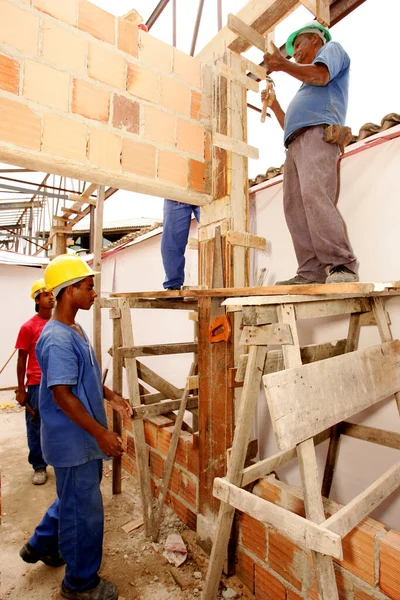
[36,320,108,467]
[284,41,350,146]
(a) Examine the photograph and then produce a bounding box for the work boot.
[19,542,65,567]
[61,579,119,600]
[32,468,47,485]
[275,275,325,286]
[325,265,359,284]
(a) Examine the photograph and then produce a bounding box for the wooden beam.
[299,0,330,25]
[341,422,400,450]
[242,58,267,80]
[132,396,199,419]
[240,323,293,346]
[226,230,266,250]
[117,342,198,358]
[93,185,105,368]
[213,478,342,559]
[323,460,400,538]
[218,62,259,92]
[264,341,400,451]
[213,132,259,160]
[136,360,182,399]
[227,13,266,52]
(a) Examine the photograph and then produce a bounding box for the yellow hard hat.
[31,278,46,300]
[44,254,99,292]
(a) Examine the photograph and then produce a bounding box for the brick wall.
[0,0,211,203]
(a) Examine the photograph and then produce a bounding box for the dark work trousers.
[26,385,47,471]
[29,459,104,592]
[283,126,356,282]
[161,199,200,289]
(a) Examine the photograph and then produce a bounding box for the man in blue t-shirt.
[262,22,358,285]
[19,254,132,600]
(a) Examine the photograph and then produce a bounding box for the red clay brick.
[308,565,353,600]
[41,20,87,74]
[149,449,165,479]
[268,529,306,590]
[189,159,207,193]
[121,454,135,476]
[253,478,305,516]
[42,113,87,162]
[88,127,121,172]
[88,42,126,89]
[336,517,386,586]
[169,494,197,531]
[176,119,204,156]
[127,63,160,104]
[118,18,138,57]
[161,76,191,117]
[179,472,197,509]
[158,150,188,188]
[288,590,303,600]
[156,425,174,455]
[144,420,158,448]
[255,563,286,600]
[173,48,201,89]
[72,79,110,122]
[24,60,69,112]
[121,138,156,179]
[34,0,78,25]
[144,106,175,147]
[191,91,202,121]
[353,589,376,600]
[112,94,139,134]
[379,529,400,599]
[0,54,20,94]
[236,547,255,594]
[138,31,172,74]
[187,441,199,477]
[175,432,192,469]
[204,131,211,161]
[239,513,266,560]
[126,435,136,459]
[122,411,133,433]
[78,0,115,45]
[0,0,40,55]
[169,466,180,495]
[0,97,41,150]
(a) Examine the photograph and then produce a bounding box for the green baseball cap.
[285,22,331,57]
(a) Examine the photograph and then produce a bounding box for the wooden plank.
[202,346,267,599]
[217,62,259,93]
[132,396,198,419]
[213,132,259,160]
[322,312,361,498]
[262,340,348,375]
[323,460,400,538]
[242,428,331,487]
[128,299,198,310]
[68,193,97,206]
[153,364,196,540]
[112,311,123,495]
[242,58,266,80]
[136,361,182,399]
[227,13,266,52]
[299,0,330,25]
[277,303,339,600]
[187,375,199,390]
[93,184,105,369]
[117,342,198,357]
[236,353,249,382]
[264,340,400,451]
[119,299,155,537]
[372,297,400,414]
[198,218,232,242]
[240,323,293,346]
[226,230,266,251]
[213,478,342,559]
[341,422,400,450]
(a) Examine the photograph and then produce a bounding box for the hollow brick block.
[236,548,255,594]
[179,472,197,509]
[158,149,188,188]
[42,113,87,161]
[127,63,161,104]
[176,119,204,156]
[0,0,39,54]
[126,434,136,459]
[121,138,156,179]
[0,97,41,150]
[78,0,115,45]
[255,563,286,600]
[122,411,133,433]
[34,0,78,25]
[268,529,307,591]
[308,564,353,600]
[189,159,208,193]
[288,590,303,600]
[88,127,121,172]
[169,494,197,531]
[191,91,203,121]
[144,105,175,147]
[173,48,202,89]
[156,426,174,455]
[41,21,87,74]
[138,31,172,74]
[161,76,191,118]
[379,530,400,599]
[88,43,126,90]
[175,431,192,469]
[72,79,110,122]
[24,60,70,112]
[0,54,20,94]
[149,449,165,480]
[121,453,135,476]
[187,438,199,477]
[112,94,139,134]
[144,420,158,448]
[239,513,267,561]
[353,590,376,600]
[118,18,138,57]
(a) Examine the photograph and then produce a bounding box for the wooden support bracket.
[227,13,266,52]
[226,230,266,251]
[213,132,259,160]
[217,62,259,93]
[299,0,330,26]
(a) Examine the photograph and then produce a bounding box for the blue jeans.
[26,385,47,471]
[29,459,104,592]
[161,199,200,289]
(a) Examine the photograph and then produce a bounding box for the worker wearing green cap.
[262,22,358,285]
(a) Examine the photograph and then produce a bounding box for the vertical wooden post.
[93,185,105,369]
[112,309,123,494]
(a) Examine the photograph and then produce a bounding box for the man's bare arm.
[16,350,28,405]
[264,42,330,86]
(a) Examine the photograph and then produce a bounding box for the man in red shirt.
[15,278,55,485]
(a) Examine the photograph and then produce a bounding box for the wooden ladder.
[203,290,400,599]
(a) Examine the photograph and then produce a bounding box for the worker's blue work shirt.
[284,41,350,146]
[36,320,108,467]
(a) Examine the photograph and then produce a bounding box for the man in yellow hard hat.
[15,278,55,485]
[262,22,358,285]
[19,254,132,600]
